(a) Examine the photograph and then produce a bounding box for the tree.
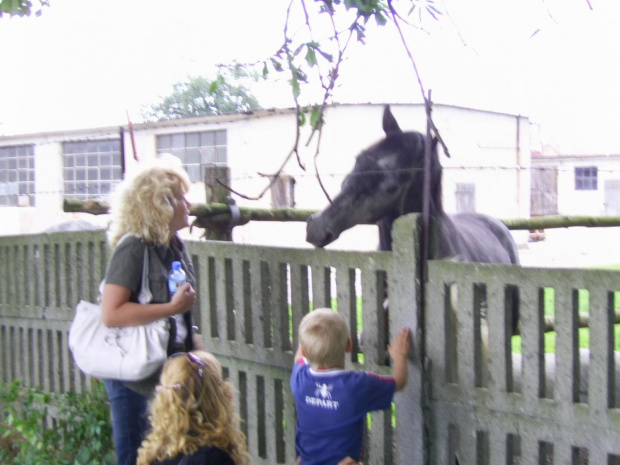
[142,72,261,122]
[220,0,446,201]
[0,0,48,18]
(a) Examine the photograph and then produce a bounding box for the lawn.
[308,264,620,357]
[512,263,620,353]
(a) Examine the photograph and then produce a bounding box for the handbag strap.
[136,241,153,304]
[98,234,152,304]
[141,245,150,291]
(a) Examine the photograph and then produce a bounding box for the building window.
[0,144,35,207]
[271,175,296,208]
[63,139,122,200]
[575,166,597,190]
[157,130,227,182]
[455,183,476,213]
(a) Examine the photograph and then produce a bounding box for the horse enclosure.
[1,214,620,464]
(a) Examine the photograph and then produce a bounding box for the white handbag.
[68,241,170,381]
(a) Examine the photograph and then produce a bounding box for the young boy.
[290,308,410,465]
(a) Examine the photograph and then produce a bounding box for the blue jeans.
[104,379,149,465]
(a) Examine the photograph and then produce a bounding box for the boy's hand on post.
[388,327,411,361]
[388,327,411,392]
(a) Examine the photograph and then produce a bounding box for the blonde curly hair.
[137,351,250,465]
[108,154,191,247]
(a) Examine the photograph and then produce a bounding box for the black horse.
[306,105,520,333]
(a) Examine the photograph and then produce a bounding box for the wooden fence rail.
[63,198,620,230]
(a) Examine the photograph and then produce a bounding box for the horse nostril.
[322,232,333,245]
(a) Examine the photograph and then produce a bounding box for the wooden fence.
[1,214,620,464]
[426,261,620,464]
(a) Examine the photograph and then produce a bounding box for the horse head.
[306,105,440,249]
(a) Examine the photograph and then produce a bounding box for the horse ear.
[382,105,402,136]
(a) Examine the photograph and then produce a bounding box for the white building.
[0,103,530,249]
[531,145,620,217]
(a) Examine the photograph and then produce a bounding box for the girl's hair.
[299,308,350,367]
[137,351,250,465]
[108,154,191,247]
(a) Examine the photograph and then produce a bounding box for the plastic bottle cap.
[172,261,182,270]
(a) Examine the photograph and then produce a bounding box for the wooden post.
[204,166,233,241]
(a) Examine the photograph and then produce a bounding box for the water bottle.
[168,261,187,295]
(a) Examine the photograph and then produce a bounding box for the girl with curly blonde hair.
[137,351,251,465]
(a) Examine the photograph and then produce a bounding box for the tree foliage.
[142,72,261,122]
[251,0,442,130]
[220,0,444,201]
[0,0,48,18]
[0,380,115,464]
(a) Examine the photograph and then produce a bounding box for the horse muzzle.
[306,213,336,248]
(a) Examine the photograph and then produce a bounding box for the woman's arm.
[101,282,196,327]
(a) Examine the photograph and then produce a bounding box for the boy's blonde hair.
[298,308,350,367]
[137,351,250,465]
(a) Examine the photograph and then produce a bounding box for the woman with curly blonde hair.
[102,155,203,465]
[137,351,251,465]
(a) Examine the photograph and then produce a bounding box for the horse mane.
[378,133,442,251]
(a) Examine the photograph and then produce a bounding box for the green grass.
[296,269,620,357]
[511,287,620,353]
[599,264,620,271]
[296,269,620,432]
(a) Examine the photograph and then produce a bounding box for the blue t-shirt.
[290,358,396,465]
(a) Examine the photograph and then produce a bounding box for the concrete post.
[390,214,426,464]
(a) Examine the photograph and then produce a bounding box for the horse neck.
[378,172,445,252]
[402,169,445,218]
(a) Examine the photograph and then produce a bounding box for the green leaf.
[310,106,322,130]
[209,80,219,93]
[0,0,32,17]
[270,58,284,72]
[291,77,301,99]
[374,11,387,26]
[351,22,367,43]
[305,47,317,67]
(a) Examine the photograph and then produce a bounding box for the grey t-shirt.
[106,235,168,304]
[104,234,196,397]
[104,234,196,347]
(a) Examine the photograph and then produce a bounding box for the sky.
[1,0,619,153]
